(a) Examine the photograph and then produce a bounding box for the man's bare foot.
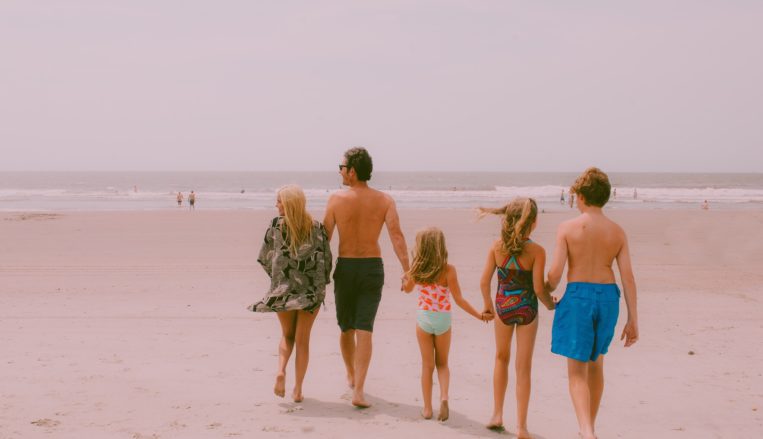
[351,392,371,409]
[517,426,532,438]
[292,388,303,403]
[437,400,449,422]
[273,373,286,398]
[420,408,433,420]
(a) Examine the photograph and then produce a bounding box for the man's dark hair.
[344,147,373,181]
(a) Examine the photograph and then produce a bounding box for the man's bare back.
[324,187,392,258]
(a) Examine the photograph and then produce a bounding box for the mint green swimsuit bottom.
[416,310,452,335]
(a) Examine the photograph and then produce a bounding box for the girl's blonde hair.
[408,227,448,284]
[477,197,538,257]
[277,184,313,255]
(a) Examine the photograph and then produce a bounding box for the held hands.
[480,306,495,323]
[621,319,639,347]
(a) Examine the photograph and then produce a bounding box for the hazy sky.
[2,1,761,172]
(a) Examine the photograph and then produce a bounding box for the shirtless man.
[544,167,638,439]
[323,147,410,408]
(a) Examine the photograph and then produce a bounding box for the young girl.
[403,227,490,421]
[249,184,332,403]
[478,198,554,437]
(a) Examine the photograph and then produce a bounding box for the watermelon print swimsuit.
[415,283,452,335]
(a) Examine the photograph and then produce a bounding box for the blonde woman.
[478,198,554,437]
[249,185,332,402]
[402,227,489,421]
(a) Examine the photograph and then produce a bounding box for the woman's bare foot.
[517,426,532,438]
[486,414,504,432]
[437,400,449,422]
[274,373,286,398]
[421,408,433,420]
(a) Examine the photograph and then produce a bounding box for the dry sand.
[1,208,762,438]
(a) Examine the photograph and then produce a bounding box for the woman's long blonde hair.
[477,197,537,257]
[278,185,313,255]
[408,227,448,284]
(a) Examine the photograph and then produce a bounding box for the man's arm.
[545,222,569,293]
[384,196,409,273]
[616,230,639,347]
[322,194,337,242]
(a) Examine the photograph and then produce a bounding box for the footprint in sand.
[207,422,222,429]
[31,419,60,428]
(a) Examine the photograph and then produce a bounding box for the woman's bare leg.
[274,311,297,398]
[292,308,320,402]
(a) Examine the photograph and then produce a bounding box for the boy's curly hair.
[571,167,611,207]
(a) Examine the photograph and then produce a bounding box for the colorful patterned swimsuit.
[495,248,538,326]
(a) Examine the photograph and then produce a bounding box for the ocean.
[1,172,762,211]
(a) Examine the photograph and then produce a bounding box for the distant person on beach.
[544,168,639,439]
[569,192,575,209]
[176,192,183,207]
[702,200,709,210]
[560,190,566,205]
[323,147,410,408]
[633,188,638,200]
[478,198,555,436]
[613,188,617,199]
[248,185,332,402]
[189,191,196,210]
[402,227,490,422]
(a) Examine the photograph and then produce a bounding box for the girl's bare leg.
[275,311,298,397]
[514,318,539,438]
[433,329,452,421]
[292,308,320,402]
[488,320,515,429]
[415,325,436,419]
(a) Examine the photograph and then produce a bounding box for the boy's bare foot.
[437,400,449,422]
[420,408,433,420]
[273,373,285,398]
[517,426,532,438]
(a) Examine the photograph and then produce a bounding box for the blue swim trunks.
[551,282,620,362]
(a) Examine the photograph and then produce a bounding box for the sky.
[1,1,761,172]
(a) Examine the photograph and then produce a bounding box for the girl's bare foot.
[437,400,449,422]
[292,388,303,403]
[421,408,433,420]
[517,426,532,438]
[274,373,286,398]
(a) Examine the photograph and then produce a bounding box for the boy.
[545,167,639,439]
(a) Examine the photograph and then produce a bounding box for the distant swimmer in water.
[561,190,566,205]
[177,192,183,207]
[189,191,196,210]
[701,200,709,210]
[613,188,617,199]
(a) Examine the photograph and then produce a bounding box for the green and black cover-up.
[248,217,333,313]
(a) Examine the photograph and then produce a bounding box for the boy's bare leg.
[587,356,605,426]
[339,329,356,388]
[567,358,596,439]
[352,330,373,408]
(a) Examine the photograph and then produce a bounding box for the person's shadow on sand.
[278,394,549,439]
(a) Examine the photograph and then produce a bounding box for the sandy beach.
[1,208,762,439]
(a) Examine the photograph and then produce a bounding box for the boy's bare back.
[325,187,394,258]
[559,213,625,284]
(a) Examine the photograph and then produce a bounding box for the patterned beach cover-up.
[248,217,333,313]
